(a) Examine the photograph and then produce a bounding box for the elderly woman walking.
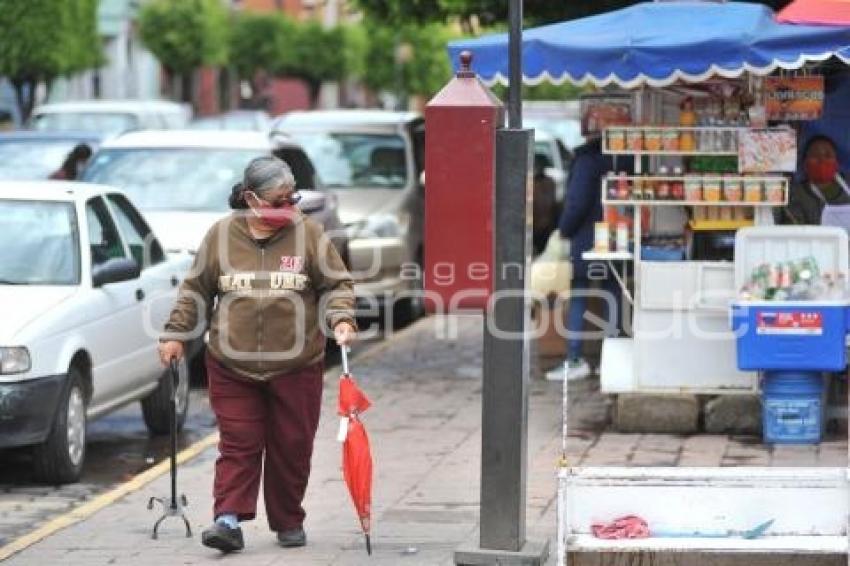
[158,156,357,553]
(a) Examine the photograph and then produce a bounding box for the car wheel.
[32,367,87,484]
[141,357,190,436]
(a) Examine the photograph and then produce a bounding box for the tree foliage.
[138,0,228,77]
[361,22,455,99]
[230,12,293,82]
[354,0,792,28]
[0,0,103,121]
[229,12,349,104]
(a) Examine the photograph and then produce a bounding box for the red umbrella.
[777,0,850,26]
[337,347,373,555]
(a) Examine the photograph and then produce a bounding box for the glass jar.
[607,128,626,152]
[744,178,763,202]
[671,166,685,200]
[594,222,610,252]
[684,176,703,202]
[765,178,785,203]
[662,130,680,151]
[722,176,743,202]
[616,172,631,200]
[644,128,662,151]
[626,129,644,151]
[606,172,618,199]
[656,166,671,199]
[702,175,722,202]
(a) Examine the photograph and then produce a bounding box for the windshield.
[32,112,138,134]
[0,200,80,285]
[290,132,408,189]
[82,148,263,211]
[0,139,82,180]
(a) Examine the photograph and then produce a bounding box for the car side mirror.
[418,171,426,191]
[92,257,140,288]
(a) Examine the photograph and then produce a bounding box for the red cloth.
[206,353,323,530]
[777,0,850,25]
[591,515,650,539]
[338,376,371,416]
[343,418,373,534]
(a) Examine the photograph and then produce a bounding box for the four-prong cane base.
[148,494,192,539]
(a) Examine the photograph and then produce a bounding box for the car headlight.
[347,214,407,239]
[0,347,31,374]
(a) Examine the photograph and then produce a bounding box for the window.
[106,194,165,269]
[0,200,80,285]
[86,197,126,268]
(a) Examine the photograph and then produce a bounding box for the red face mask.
[806,157,839,185]
[253,202,296,229]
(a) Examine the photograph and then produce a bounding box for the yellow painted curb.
[0,431,220,562]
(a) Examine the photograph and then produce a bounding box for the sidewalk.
[4,314,845,565]
[3,315,563,566]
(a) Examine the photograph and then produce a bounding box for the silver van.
[30,100,192,136]
[271,110,425,325]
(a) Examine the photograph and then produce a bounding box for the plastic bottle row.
[605,172,786,203]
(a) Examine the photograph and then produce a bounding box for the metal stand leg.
[148,360,191,539]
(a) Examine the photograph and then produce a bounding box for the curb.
[0,432,220,562]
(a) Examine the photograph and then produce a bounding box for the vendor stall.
[451,0,850,396]
[451,1,850,562]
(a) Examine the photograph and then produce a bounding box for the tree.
[281,22,347,104]
[354,0,793,29]
[229,12,293,107]
[64,0,104,76]
[362,22,455,102]
[0,0,103,122]
[138,0,228,103]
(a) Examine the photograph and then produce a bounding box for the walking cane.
[147,359,192,539]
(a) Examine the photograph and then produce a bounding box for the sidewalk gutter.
[0,432,219,562]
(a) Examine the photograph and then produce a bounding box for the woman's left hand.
[334,321,357,346]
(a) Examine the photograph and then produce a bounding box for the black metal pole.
[170,360,178,509]
[508,0,522,129]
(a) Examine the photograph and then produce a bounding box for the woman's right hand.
[158,340,184,367]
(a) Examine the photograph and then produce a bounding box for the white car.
[30,100,192,136]
[80,130,346,257]
[271,110,425,325]
[0,181,193,484]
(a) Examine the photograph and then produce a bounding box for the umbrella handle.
[341,345,350,376]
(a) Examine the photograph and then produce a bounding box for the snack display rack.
[584,110,791,394]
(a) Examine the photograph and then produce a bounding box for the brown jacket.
[162,212,355,381]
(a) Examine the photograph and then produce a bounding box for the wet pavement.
[0,388,216,547]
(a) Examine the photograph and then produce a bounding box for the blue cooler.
[731,302,850,372]
[762,371,824,444]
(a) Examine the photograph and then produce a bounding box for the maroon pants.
[206,353,323,531]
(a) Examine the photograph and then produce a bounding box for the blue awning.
[448,1,850,89]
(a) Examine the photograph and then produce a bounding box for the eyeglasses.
[250,190,301,207]
[279,191,302,206]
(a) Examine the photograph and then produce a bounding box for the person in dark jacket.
[545,137,624,381]
[158,156,357,553]
[532,152,558,256]
[780,135,850,226]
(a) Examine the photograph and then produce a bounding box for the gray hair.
[244,155,295,196]
[230,156,296,209]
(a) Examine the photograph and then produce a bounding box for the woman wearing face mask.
[781,135,850,228]
[158,156,357,554]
